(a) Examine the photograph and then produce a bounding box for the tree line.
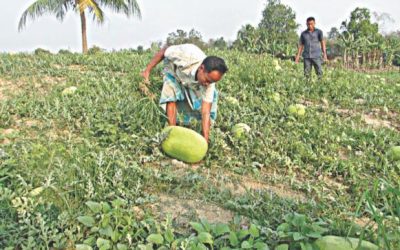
[19,0,400,68]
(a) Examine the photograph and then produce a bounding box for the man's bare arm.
[141,47,168,82]
[201,102,212,143]
[295,44,304,63]
[321,40,328,61]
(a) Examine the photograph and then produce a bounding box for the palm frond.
[18,0,73,31]
[55,0,74,21]
[100,0,141,19]
[78,0,105,23]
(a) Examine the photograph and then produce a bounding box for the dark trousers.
[304,58,323,78]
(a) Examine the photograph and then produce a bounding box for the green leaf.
[146,234,164,245]
[275,244,289,250]
[83,236,96,245]
[254,242,270,250]
[165,228,174,243]
[195,243,208,250]
[214,223,231,236]
[293,232,305,241]
[241,241,253,249]
[306,232,322,239]
[117,243,128,250]
[238,229,250,240]
[99,225,113,237]
[86,201,102,213]
[249,224,260,237]
[201,219,211,232]
[229,231,239,246]
[300,242,314,250]
[311,223,328,234]
[138,243,153,250]
[101,215,110,228]
[198,232,213,244]
[78,216,95,227]
[111,230,121,242]
[112,198,126,208]
[102,202,111,213]
[76,244,93,250]
[292,213,307,227]
[96,238,111,250]
[190,222,206,233]
[277,223,290,232]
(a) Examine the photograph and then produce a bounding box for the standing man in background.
[295,17,328,79]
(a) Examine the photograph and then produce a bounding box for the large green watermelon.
[313,235,379,250]
[161,126,208,163]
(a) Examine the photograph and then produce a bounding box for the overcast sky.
[0,0,399,52]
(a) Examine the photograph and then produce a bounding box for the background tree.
[327,27,342,59]
[208,37,228,50]
[19,0,141,54]
[232,0,298,57]
[341,7,379,40]
[258,0,299,56]
[387,31,400,66]
[165,29,207,50]
[337,7,396,69]
[232,24,262,53]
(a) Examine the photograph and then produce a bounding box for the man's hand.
[139,70,156,100]
[295,44,304,64]
[139,81,155,100]
[323,53,328,62]
[141,70,150,83]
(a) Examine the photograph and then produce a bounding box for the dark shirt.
[300,28,323,59]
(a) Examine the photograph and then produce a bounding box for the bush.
[87,45,104,55]
[34,48,51,55]
[58,49,73,55]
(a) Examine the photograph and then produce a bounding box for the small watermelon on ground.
[313,235,378,250]
[269,92,281,102]
[161,126,208,163]
[226,96,239,106]
[288,104,306,117]
[273,59,282,71]
[388,146,400,161]
[62,86,77,95]
[232,123,251,139]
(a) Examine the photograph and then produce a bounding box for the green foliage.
[88,45,105,55]
[329,7,400,69]
[34,48,52,55]
[166,29,207,50]
[0,50,399,249]
[58,49,73,55]
[233,0,298,57]
[258,0,299,55]
[208,37,229,50]
[342,8,379,40]
[276,213,328,249]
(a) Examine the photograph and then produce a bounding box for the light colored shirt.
[164,44,215,103]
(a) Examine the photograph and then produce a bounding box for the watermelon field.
[0,50,399,249]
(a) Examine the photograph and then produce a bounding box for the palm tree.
[19,0,141,54]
